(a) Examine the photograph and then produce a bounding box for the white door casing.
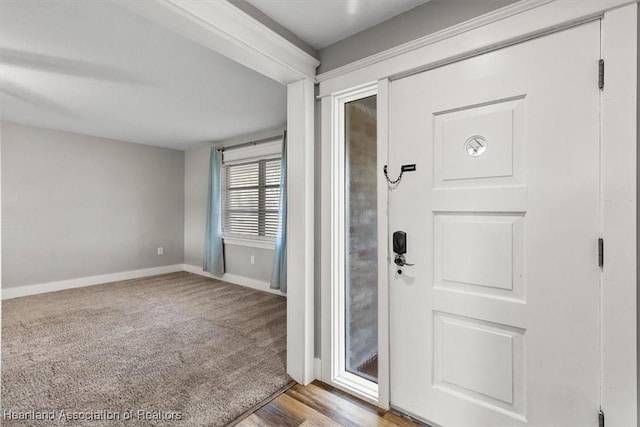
[389,21,601,426]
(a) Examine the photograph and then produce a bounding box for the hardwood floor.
[235,380,424,427]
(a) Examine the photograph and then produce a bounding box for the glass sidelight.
[344,95,378,383]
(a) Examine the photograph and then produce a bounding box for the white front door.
[389,22,602,426]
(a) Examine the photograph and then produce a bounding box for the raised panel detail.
[434,98,524,188]
[443,109,512,180]
[442,317,513,403]
[443,221,513,290]
[434,312,525,417]
[435,214,524,300]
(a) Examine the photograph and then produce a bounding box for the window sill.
[223,236,276,250]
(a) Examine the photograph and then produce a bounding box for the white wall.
[1,122,184,288]
[1,121,280,293]
[183,143,277,283]
[317,0,517,74]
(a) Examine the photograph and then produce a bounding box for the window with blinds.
[222,157,281,239]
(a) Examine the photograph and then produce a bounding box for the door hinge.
[598,238,604,268]
[599,409,605,427]
[598,59,605,90]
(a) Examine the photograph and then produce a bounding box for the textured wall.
[345,96,378,373]
[1,122,184,288]
[183,143,276,283]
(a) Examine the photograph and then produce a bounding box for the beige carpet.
[2,272,290,426]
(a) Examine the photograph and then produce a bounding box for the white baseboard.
[314,357,322,380]
[182,264,286,297]
[1,264,285,300]
[2,264,184,300]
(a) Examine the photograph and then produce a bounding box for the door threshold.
[390,405,437,427]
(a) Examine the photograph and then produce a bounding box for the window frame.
[221,152,282,248]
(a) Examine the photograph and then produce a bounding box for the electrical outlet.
[250,255,255,265]
[157,247,164,255]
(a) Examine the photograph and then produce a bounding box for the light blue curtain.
[271,131,287,292]
[204,147,225,275]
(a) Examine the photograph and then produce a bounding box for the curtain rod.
[216,134,283,152]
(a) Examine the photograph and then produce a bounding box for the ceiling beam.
[115,0,320,85]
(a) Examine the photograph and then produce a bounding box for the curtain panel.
[204,146,225,275]
[270,131,287,292]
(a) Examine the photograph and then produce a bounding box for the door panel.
[435,213,524,298]
[434,311,525,411]
[389,22,601,426]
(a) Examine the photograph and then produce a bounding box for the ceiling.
[246,0,430,49]
[0,0,432,149]
[0,1,287,150]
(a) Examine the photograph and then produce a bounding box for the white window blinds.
[222,157,281,239]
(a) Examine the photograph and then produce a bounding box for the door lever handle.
[394,254,414,268]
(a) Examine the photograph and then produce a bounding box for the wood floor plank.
[234,414,265,427]
[285,383,397,427]
[273,394,343,426]
[238,393,342,427]
[237,400,301,427]
[310,380,387,416]
[236,380,424,427]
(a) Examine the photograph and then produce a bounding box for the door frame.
[320,84,387,405]
[319,0,637,423]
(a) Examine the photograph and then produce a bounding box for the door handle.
[394,254,414,267]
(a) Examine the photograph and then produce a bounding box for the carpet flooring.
[1,272,290,426]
